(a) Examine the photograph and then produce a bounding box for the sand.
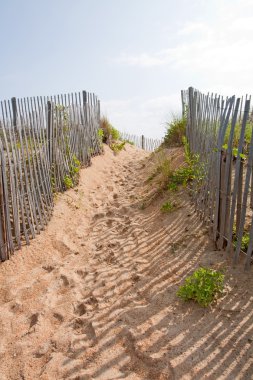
[0,144,253,380]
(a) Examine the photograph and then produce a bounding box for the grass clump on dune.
[160,201,176,213]
[163,114,187,147]
[100,116,120,143]
[100,116,126,154]
[177,267,224,307]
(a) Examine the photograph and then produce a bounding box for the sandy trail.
[0,144,253,380]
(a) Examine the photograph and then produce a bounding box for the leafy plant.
[73,155,80,167]
[163,114,187,147]
[177,267,224,307]
[169,165,195,187]
[222,144,247,160]
[224,121,252,148]
[111,141,126,153]
[111,127,120,140]
[63,175,73,189]
[69,155,81,184]
[100,116,120,143]
[161,201,176,213]
[241,233,250,251]
[123,139,134,145]
[232,227,250,252]
[98,128,104,146]
[168,182,178,192]
[148,151,173,188]
[167,137,204,192]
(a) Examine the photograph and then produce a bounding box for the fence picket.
[184,87,253,268]
[0,89,101,261]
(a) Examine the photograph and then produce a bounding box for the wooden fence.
[119,131,162,152]
[0,91,101,261]
[183,87,253,269]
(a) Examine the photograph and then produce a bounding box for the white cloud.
[101,94,181,139]
[106,0,253,138]
[114,53,165,67]
[113,6,253,75]
[178,22,208,36]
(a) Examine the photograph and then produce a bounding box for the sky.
[1,0,253,138]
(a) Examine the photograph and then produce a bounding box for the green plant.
[111,127,120,140]
[148,151,173,188]
[224,122,252,148]
[161,201,176,213]
[63,175,74,189]
[169,165,195,187]
[167,137,204,192]
[73,155,80,167]
[232,227,250,252]
[69,155,81,184]
[163,114,187,147]
[98,128,104,144]
[221,144,247,160]
[241,233,250,251]
[100,116,120,143]
[168,182,178,191]
[124,139,134,145]
[177,267,224,307]
[110,141,126,153]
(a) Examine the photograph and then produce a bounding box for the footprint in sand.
[85,295,99,309]
[52,240,74,258]
[9,301,23,314]
[0,287,15,304]
[73,302,87,316]
[106,219,114,227]
[92,212,105,220]
[29,312,40,330]
[42,265,56,273]
[71,317,97,343]
[75,269,87,279]
[53,312,65,323]
[58,273,76,289]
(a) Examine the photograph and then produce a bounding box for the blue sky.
[1,0,253,138]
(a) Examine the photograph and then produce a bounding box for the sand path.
[0,144,253,380]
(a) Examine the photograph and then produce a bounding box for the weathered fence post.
[236,159,243,234]
[250,171,253,209]
[217,151,225,248]
[11,97,17,133]
[47,100,52,165]
[0,147,7,261]
[82,90,92,165]
[141,135,145,150]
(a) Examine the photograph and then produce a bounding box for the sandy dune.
[0,144,253,380]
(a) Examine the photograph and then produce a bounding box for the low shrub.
[161,201,176,213]
[232,227,250,252]
[63,175,74,189]
[111,141,126,153]
[98,128,104,146]
[177,267,224,307]
[123,139,134,145]
[164,114,187,147]
[148,151,173,188]
[167,137,204,192]
[100,116,120,143]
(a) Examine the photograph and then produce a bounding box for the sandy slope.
[0,144,253,380]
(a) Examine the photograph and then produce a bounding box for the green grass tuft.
[164,114,187,147]
[160,201,176,213]
[177,267,224,307]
